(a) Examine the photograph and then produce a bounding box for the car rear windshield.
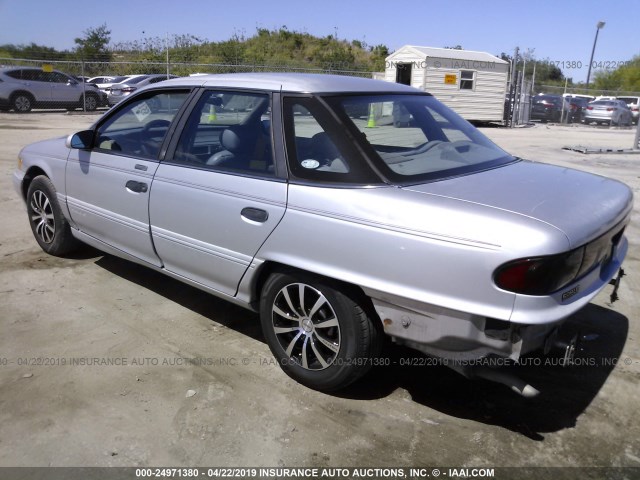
[126,76,151,84]
[534,96,562,105]
[324,94,516,184]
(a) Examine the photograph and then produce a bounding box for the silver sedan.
[13,73,632,397]
[583,100,633,126]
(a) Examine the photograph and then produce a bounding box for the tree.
[499,51,565,86]
[0,42,68,61]
[594,55,640,92]
[74,24,112,62]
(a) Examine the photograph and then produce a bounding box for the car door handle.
[125,180,148,193]
[241,207,269,223]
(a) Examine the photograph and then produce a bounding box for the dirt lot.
[0,111,639,469]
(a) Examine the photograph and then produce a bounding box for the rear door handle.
[241,207,269,223]
[125,180,148,193]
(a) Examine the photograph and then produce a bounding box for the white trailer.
[385,45,509,122]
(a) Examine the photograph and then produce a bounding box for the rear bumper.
[369,233,628,362]
[584,113,613,122]
[372,295,563,362]
[531,109,559,121]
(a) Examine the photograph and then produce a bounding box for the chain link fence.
[0,57,377,112]
[0,57,375,78]
[536,84,640,98]
[3,57,638,122]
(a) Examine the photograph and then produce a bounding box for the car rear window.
[324,94,516,184]
[127,76,151,84]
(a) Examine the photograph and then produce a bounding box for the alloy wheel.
[271,283,341,370]
[30,190,55,244]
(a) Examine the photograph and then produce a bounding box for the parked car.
[531,94,571,123]
[87,75,128,91]
[106,74,178,106]
[566,96,590,123]
[0,66,107,112]
[13,74,631,397]
[584,100,633,126]
[616,96,640,125]
[562,93,594,102]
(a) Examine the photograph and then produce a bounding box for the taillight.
[121,87,137,93]
[587,106,593,110]
[631,106,638,112]
[494,248,584,295]
[606,108,614,111]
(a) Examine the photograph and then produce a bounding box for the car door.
[48,71,81,104]
[66,89,192,266]
[13,69,51,102]
[149,89,287,296]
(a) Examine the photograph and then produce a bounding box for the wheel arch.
[249,260,382,326]
[20,166,49,201]
[79,91,99,105]
[10,90,35,106]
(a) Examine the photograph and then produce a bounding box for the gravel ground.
[0,111,638,469]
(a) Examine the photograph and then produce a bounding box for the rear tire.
[26,176,79,256]
[260,271,382,391]
[12,93,33,112]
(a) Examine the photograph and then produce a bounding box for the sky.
[0,0,638,83]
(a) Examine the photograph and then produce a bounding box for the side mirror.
[66,130,95,149]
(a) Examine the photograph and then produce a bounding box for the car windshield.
[324,94,515,183]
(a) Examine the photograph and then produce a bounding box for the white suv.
[0,67,107,112]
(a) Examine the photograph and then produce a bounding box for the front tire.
[83,94,98,111]
[260,272,381,391]
[26,176,79,256]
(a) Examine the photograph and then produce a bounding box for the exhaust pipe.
[554,333,579,366]
[471,366,540,398]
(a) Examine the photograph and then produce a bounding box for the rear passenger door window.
[172,90,274,177]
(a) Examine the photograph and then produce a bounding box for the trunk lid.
[402,160,632,248]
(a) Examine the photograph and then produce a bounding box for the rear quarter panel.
[255,184,569,321]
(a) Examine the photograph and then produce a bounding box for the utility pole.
[586,21,605,87]
[166,32,170,78]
